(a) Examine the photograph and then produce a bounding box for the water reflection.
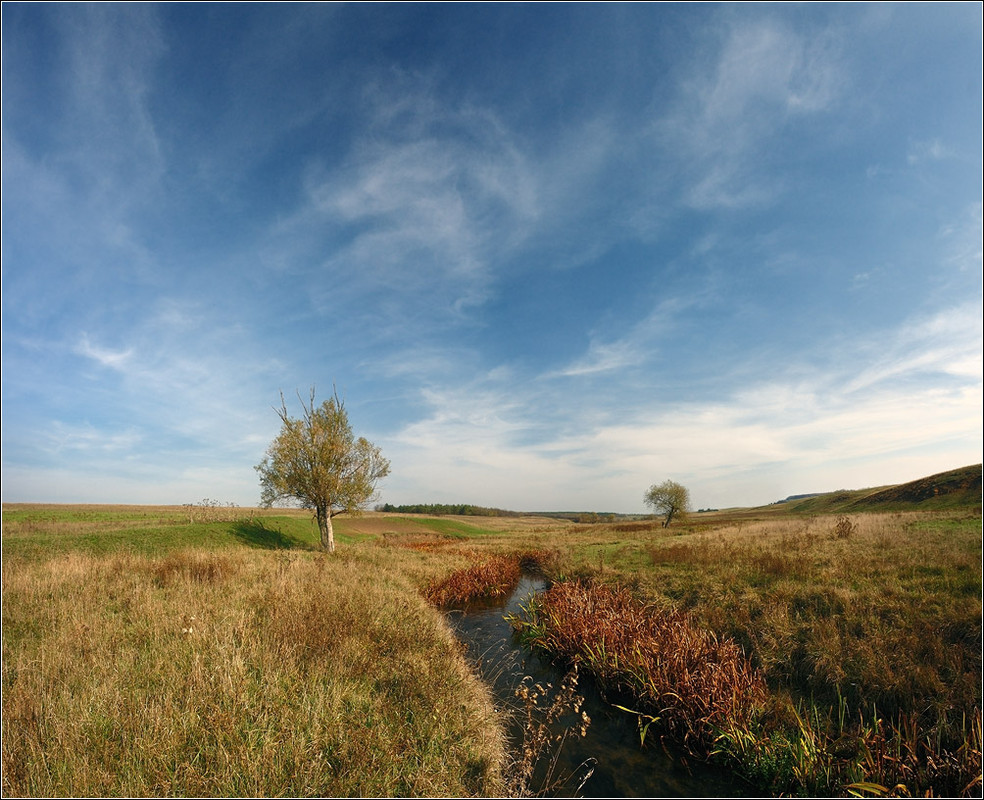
[445,574,751,798]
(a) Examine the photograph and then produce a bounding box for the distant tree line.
[375,504,639,523]
[560,512,617,524]
[375,503,520,517]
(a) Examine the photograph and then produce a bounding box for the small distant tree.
[644,479,690,528]
[255,388,390,553]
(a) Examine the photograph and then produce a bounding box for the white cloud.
[60,4,166,187]
[544,296,695,380]
[1,464,260,506]
[660,17,842,210]
[294,88,539,317]
[699,21,835,124]
[844,303,983,394]
[63,300,286,467]
[2,6,167,299]
[74,334,134,370]
[547,340,641,378]
[939,202,983,274]
[43,422,143,455]
[380,301,981,511]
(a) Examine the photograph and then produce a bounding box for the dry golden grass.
[635,512,982,718]
[408,509,980,795]
[3,503,979,796]
[1,547,505,797]
[524,510,982,795]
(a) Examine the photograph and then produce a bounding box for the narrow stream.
[445,574,752,798]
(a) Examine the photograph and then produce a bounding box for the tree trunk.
[316,504,336,553]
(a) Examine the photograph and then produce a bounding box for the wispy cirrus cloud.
[939,202,983,274]
[43,301,286,467]
[42,421,143,456]
[59,4,165,185]
[74,333,135,371]
[660,17,843,210]
[2,4,167,317]
[289,82,539,318]
[544,297,692,379]
[3,5,978,511]
[264,72,637,339]
[907,138,957,165]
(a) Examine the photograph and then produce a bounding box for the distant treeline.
[537,511,620,523]
[376,503,643,524]
[375,503,521,517]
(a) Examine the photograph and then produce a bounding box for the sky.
[2,3,981,513]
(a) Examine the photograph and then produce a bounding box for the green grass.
[0,505,383,562]
[3,502,981,797]
[770,464,982,515]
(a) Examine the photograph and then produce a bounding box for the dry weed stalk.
[504,668,595,797]
[184,498,248,524]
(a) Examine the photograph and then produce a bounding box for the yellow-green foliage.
[2,547,504,797]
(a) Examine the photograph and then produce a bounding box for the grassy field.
[503,510,982,794]
[1,506,509,797]
[2,495,981,796]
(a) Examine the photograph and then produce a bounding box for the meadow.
[505,510,982,795]
[2,496,980,797]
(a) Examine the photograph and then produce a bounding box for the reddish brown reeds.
[515,548,561,576]
[422,555,521,607]
[510,579,766,750]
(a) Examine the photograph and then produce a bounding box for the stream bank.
[444,573,751,797]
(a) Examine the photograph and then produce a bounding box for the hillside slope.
[781,464,981,514]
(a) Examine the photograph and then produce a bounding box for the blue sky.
[2,3,981,512]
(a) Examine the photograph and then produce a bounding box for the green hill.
[778,464,981,514]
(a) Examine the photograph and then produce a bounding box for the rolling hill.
[776,464,982,514]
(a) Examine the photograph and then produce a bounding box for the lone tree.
[255,388,390,553]
[644,479,690,528]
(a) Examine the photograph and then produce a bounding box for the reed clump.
[516,548,562,576]
[422,555,521,607]
[714,698,983,797]
[509,579,766,750]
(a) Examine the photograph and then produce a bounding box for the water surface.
[445,574,752,798]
